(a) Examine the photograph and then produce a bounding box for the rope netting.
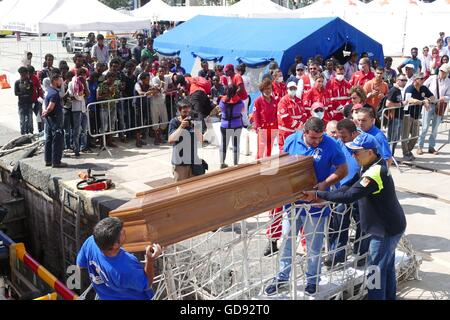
[149,202,422,300]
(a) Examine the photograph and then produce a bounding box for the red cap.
[311,102,324,111]
[224,64,235,73]
[352,103,363,111]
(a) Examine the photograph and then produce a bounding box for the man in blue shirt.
[397,47,422,75]
[77,217,162,300]
[264,118,348,296]
[325,119,375,268]
[42,73,67,168]
[170,57,186,75]
[355,107,393,166]
[302,133,406,300]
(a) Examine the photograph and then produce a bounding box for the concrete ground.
[1,37,450,299]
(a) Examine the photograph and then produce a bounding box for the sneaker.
[263,240,279,257]
[305,284,317,295]
[45,162,52,167]
[74,152,80,158]
[416,147,423,155]
[324,257,345,268]
[264,278,288,296]
[52,162,68,168]
[403,154,414,162]
[356,257,367,267]
[220,164,229,169]
[429,147,439,155]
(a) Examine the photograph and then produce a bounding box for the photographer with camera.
[168,99,206,182]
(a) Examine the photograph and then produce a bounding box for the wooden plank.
[110,155,317,252]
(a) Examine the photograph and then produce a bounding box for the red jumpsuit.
[350,70,375,87]
[302,87,332,124]
[277,94,306,152]
[326,78,352,121]
[253,95,278,159]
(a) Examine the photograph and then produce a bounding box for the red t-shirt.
[30,74,42,102]
[232,73,248,101]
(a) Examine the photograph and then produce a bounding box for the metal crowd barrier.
[380,103,450,155]
[87,94,175,156]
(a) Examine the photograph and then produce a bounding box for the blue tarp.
[154,15,384,76]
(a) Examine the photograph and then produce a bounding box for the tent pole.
[38,28,43,69]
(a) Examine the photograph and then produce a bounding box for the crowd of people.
[11,29,450,300]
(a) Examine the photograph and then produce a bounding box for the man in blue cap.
[302,133,406,300]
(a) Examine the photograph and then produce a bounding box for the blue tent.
[154,15,384,75]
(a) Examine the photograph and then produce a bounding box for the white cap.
[287,81,298,89]
[439,63,449,73]
[405,63,415,69]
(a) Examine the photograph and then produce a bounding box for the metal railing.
[380,103,450,153]
[87,94,176,156]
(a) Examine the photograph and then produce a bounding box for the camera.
[185,116,193,127]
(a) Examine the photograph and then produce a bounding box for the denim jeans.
[18,104,34,135]
[71,111,82,154]
[63,108,73,149]
[418,105,442,149]
[80,112,88,150]
[277,205,328,286]
[328,203,370,263]
[367,233,403,300]
[44,112,64,165]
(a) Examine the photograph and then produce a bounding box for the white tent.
[132,0,228,22]
[295,0,365,20]
[131,0,171,20]
[403,0,450,52]
[226,0,294,18]
[0,0,151,33]
[346,0,426,56]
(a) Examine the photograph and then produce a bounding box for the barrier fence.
[87,93,176,155]
[148,202,421,300]
[380,102,450,151]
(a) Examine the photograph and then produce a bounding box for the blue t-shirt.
[366,125,392,160]
[44,86,63,115]
[337,139,361,186]
[76,236,153,300]
[402,58,422,73]
[284,131,346,216]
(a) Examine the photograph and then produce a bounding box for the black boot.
[263,240,278,257]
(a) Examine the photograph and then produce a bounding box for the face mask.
[277,76,284,83]
[336,74,345,81]
[313,111,324,120]
[288,89,297,97]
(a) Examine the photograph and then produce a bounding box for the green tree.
[99,0,129,9]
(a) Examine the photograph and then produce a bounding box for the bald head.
[326,120,338,140]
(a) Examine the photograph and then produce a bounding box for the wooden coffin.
[110,155,317,252]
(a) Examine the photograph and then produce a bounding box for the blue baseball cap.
[346,133,379,151]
